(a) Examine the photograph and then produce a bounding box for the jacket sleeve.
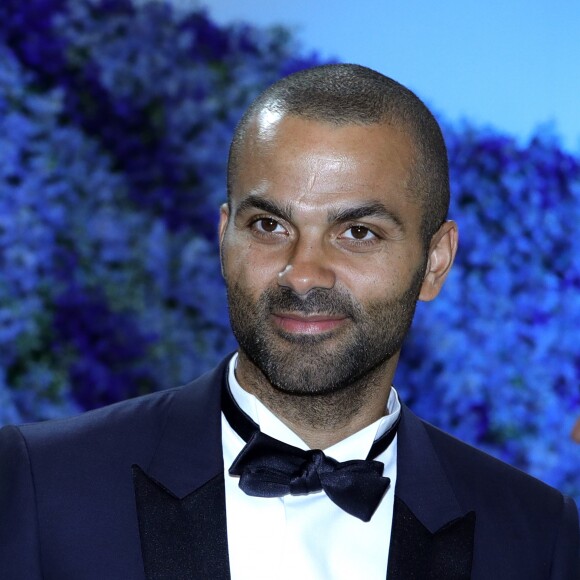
[550,493,580,579]
[0,425,43,579]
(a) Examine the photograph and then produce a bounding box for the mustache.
[260,286,359,319]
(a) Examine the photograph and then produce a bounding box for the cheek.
[339,255,422,302]
[222,239,284,294]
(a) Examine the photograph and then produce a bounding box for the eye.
[341,225,377,241]
[251,217,288,235]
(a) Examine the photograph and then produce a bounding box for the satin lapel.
[132,357,232,579]
[387,406,475,579]
[133,466,230,580]
[388,496,475,580]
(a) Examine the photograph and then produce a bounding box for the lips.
[271,312,347,335]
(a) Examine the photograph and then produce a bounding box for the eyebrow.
[235,196,403,229]
[235,196,294,222]
[328,202,404,229]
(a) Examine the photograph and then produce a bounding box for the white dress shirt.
[222,354,401,580]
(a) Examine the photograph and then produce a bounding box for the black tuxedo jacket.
[1,356,578,579]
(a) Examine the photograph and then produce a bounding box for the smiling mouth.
[271,312,348,335]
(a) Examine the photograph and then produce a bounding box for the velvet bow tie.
[222,379,400,522]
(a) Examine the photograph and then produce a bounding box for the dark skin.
[219,112,458,449]
[572,419,580,443]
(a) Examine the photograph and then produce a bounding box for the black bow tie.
[222,378,400,522]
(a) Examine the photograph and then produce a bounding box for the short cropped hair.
[227,64,450,246]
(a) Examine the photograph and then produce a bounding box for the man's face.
[220,114,432,396]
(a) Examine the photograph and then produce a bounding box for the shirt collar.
[227,352,401,463]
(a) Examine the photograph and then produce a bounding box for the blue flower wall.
[1,0,578,504]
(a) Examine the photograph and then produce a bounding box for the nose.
[277,238,336,296]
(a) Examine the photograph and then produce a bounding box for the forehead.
[231,114,417,217]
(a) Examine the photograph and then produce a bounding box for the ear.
[218,203,230,277]
[418,220,458,302]
[218,203,230,246]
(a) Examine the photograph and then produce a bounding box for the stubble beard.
[226,269,425,429]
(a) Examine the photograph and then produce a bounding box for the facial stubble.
[226,267,425,429]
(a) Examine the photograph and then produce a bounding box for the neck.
[234,351,398,449]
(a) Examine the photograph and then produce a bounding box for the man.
[0,64,578,579]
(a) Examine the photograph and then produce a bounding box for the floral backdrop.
[1,0,578,504]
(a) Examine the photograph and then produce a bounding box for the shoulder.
[397,406,579,574]
[8,384,181,447]
[413,411,578,529]
[1,355,229,463]
[0,385,182,481]
[421,417,561,497]
[398,404,576,521]
[415,414,580,574]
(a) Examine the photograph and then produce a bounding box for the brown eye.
[252,217,286,236]
[349,225,370,239]
[259,218,279,232]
